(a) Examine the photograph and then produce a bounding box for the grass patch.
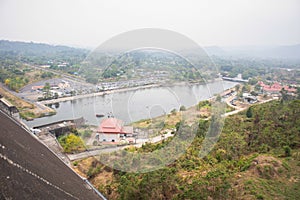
[19,111,36,120]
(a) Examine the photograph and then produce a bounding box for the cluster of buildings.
[97,69,169,91]
[258,81,297,94]
[47,60,70,68]
[32,115,136,147]
[97,75,168,91]
[97,77,158,91]
[242,93,258,104]
[32,80,73,99]
[32,80,70,91]
[31,117,85,137]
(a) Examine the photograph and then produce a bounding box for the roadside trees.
[43,82,52,100]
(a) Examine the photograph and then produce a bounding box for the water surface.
[24,81,237,127]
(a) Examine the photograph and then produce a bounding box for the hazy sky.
[0,0,299,48]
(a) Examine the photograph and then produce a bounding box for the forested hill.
[0,40,88,64]
[206,45,300,61]
[75,99,300,199]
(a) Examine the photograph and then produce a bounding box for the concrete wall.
[99,133,120,142]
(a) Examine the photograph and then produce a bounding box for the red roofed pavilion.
[97,118,133,143]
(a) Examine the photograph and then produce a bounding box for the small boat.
[96,114,105,118]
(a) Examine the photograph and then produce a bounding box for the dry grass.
[132,103,212,131]
[0,86,34,109]
[72,157,95,177]
[0,85,55,119]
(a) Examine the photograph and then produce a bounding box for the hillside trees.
[77,100,300,199]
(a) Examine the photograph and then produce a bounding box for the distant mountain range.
[0,40,88,63]
[0,40,87,55]
[1,40,299,61]
[204,45,300,60]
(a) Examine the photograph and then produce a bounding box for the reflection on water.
[24,81,237,127]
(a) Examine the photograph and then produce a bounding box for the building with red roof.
[31,85,44,90]
[258,81,296,94]
[97,118,133,143]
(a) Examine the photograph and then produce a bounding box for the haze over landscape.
[0,1,300,200]
[1,0,300,48]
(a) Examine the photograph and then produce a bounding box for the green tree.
[283,146,291,157]
[254,84,261,92]
[280,88,289,102]
[248,78,258,85]
[250,91,258,96]
[297,87,300,99]
[235,84,240,92]
[43,82,51,100]
[70,90,76,96]
[54,92,59,99]
[246,107,253,118]
[216,94,222,102]
[179,105,186,111]
[4,78,10,86]
[59,133,85,153]
[242,84,251,93]
[171,108,177,115]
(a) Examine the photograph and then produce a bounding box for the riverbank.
[40,83,161,105]
[22,81,238,127]
[39,79,226,105]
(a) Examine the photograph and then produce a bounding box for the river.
[24,81,237,127]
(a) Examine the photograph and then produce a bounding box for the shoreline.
[40,83,161,104]
[39,79,225,105]
[22,82,238,127]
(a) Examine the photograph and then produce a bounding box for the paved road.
[67,132,174,161]
[223,95,275,117]
[67,95,275,162]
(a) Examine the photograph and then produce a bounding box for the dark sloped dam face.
[0,111,101,200]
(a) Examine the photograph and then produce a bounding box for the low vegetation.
[58,133,86,153]
[0,60,56,92]
[0,86,52,120]
[74,99,300,199]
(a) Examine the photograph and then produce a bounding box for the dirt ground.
[0,86,34,109]
[132,103,212,134]
[0,86,55,119]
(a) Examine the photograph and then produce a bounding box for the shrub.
[171,108,177,115]
[58,133,85,153]
[179,105,186,111]
[246,107,253,118]
[283,146,291,157]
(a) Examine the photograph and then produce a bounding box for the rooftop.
[97,118,133,134]
[259,81,297,93]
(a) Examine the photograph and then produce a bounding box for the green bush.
[58,133,85,153]
[179,105,186,111]
[283,146,292,157]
